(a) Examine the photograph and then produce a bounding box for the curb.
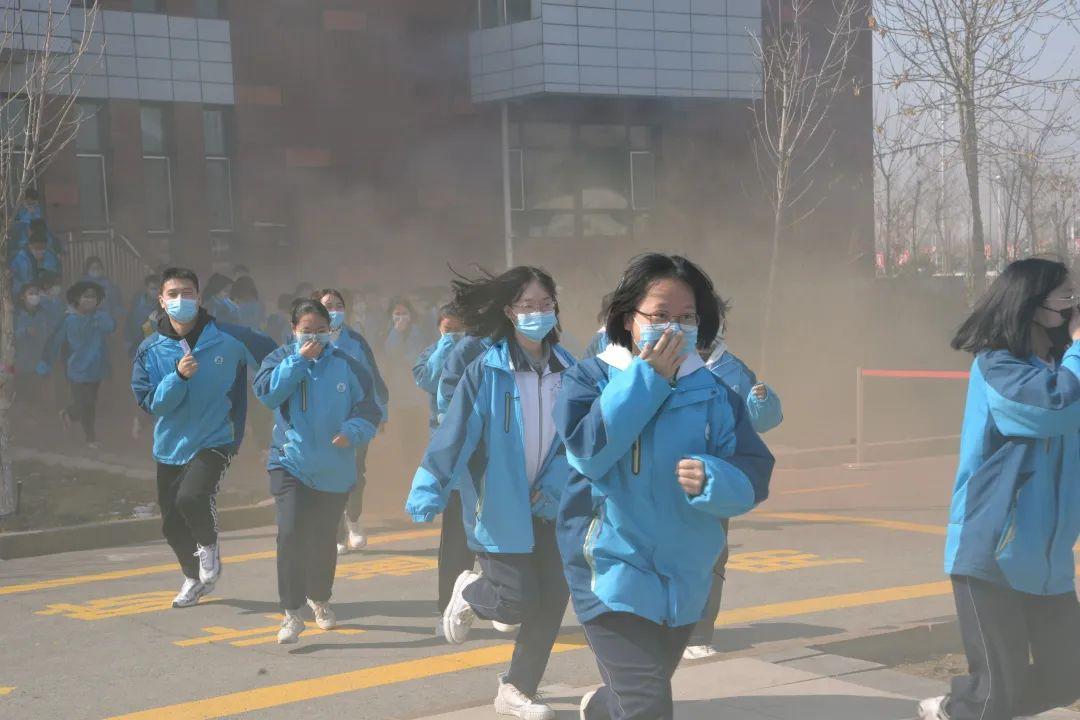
[810,618,962,666]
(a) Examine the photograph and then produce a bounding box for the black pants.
[463,518,569,696]
[272,469,350,611]
[157,448,232,579]
[946,575,1080,720]
[437,490,476,614]
[688,518,731,646]
[67,380,100,442]
[581,612,695,720]
[344,443,369,523]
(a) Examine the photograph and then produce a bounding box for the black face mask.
[1039,305,1074,326]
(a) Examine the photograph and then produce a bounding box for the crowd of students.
[11,198,1080,720]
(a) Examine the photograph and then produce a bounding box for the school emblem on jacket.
[214,355,225,365]
[337,382,346,393]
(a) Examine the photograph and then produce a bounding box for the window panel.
[76,154,109,228]
[582,212,629,237]
[140,106,166,154]
[75,103,104,153]
[629,125,652,150]
[132,0,163,12]
[143,156,173,232]
[195,0,224,18]
[631,151,655,210]
[522,122,572,148]
[478,0,503,29]
[506,0,533,23]
[580,149,628,210]
[525,150,575,210]
[579,125,626,148]
[203,109,227,156]
[205,157,233,231]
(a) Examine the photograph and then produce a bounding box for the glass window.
[580,149,628,210]
[75,103,104,153]
[132,0,164,12]
[526,150,575,211]
[195,0,224,18]
[631,151,655,210]
[76,154,109,228]
[143,156,173,232]
[580,125,626,148]
[506,0,533,23]
[140,106,166,155]
[478,0,503,29]
[1,97,28,148]
[203,109,227,156]
[523,122,572,148]
[629,125,653,150]
[205,158,233,231]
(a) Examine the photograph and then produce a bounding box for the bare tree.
[874,0,1080,293]
[0,0,100,517]
[751,0,865,373]
[1043,163,1079,261]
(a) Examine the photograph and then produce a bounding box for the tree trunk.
[758,201,785,379]
[0,262,16,517]
[959,101,987,293]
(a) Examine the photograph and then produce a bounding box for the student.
[81,256,124,322]
[254,299,381,644]
[15,282,54,404]
[684,301,784,660]
[126,275,162,358]
[131,268,275,610]
[919,257,1080,720]
[231,275,265,330]
[11,224,61,296]
[37,281,116,448]
[313,288,389,555]
[384,297,427,362]
[12,190,63,257]
[412,303,475,625]
[555,253,774,720]
[407,266,576,720]
[265,293,294,347]
[204,273,240,325]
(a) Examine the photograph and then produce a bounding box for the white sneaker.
[336,543,349,556]
[277,611,305,644]
[345,517,367,551]
[307,599,337,630]
[492,621,520,634]
[442,570,479,644]
[494,678,555,720]
[171,577,207,608]
[579,689,598,720]
[917,696,949,720]
[194,543,221,588]
[682,644,718,660]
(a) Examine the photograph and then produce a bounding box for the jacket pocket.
[631,437,642,475]
[583,503,605,591]
[994,487,1020,559]
[475,474,486,518]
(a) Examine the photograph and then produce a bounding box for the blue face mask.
[296,332,332,348]
[515,311,557,342]
[165,298,198,324]
[328,310,346,331]
[636,322,698,358]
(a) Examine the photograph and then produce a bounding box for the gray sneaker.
[172,577,207,608]
[442,570,479,644]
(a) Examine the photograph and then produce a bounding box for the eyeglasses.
[511,300,556,314]
[635,310,699,327]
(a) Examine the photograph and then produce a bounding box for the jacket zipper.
[535,369,544,486]
[300,379,308,412]
[1044,438,1061,593]
[631,437,641,475]
[504,392,512,433]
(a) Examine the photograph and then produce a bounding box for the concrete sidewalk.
[412,648,1080,720]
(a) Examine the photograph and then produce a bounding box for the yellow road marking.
[726,549,863,573]
[755,511,947,536]
[336,555,438,581]
[778,483,869,495]
[177,620,366,648]
[0,687,14,696]
[105,580,958,720]
[0,528,440,597]
[36,592,223,620]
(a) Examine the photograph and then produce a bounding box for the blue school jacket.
[436,335,495,415]
[333,325,389,423]
[413,333,460,430]
[40,310,116,383]
[706,349,784,434]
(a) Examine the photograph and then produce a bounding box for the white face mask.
[25,294,41,308]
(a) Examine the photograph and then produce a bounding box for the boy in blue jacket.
[131,268,275,609]
[37,281,115,448]
[11,225,61,296]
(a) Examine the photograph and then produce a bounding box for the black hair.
[83,255,104,275]
[38,270,61,289]
[277,292,294,313]
[387,296,417,321]
[313,288,345,306]
[160,267,200,293]
[203,273,233,300]
[67,280,105,307]
[17,281,42,309]
[952,257,1071,358]
[231,275,259,302]
[438,302,462,322]
[450,265,559,342]
[290,298,331,327]
[603,254,721,351]
[25,189,39,201]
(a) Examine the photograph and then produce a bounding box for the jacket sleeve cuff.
[411,511,436,523]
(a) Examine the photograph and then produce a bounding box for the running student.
[38,281,115,449]
[131,268,275,609]
[407,266,576,720]
[412,303,475,627]
[254,299,382,644]
[684,298,783,660]
[555,253,773,720]
[919,257,1080,720]
[312,288,389,555]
